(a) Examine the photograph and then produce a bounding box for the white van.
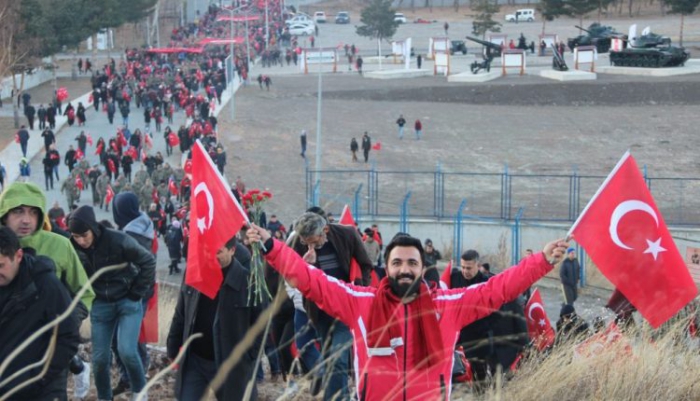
[505,9,535,22]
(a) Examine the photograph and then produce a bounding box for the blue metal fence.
[307,165,700,226]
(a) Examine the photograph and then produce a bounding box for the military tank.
[567,23,622,53]
[609,25,690,68]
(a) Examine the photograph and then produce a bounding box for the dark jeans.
[179,353,217,401]
[316,316,352,401]
[91,298,145,400]
[294,309,321,374]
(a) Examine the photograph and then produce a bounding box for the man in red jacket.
[247,225,568,400]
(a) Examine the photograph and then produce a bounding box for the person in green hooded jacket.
[0,182,95,318]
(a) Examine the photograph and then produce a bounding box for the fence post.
[434,161,444,218]
[511,207,524,265]
[312,180,321,207]
[353,184,363,223]
[578,247,586,288]
[501,164,510,220]
[399,191,412,233]
[452,199,468,264]
[569,165,578,221]
[305,158,312,208]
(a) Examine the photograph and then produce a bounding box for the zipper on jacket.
[403,304,408,401]
[361,372,368,401]
[440,374,446,400]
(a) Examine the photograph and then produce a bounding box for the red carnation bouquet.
[242,189,273,305]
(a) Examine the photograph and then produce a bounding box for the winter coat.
[262,239,555,401]
[560,258,580,288]
[0,182,95,313]
[165,225,183,259]
[0,253,80,400]
[70,220,155,302]
[167,244,263,401]
[289,223,374,323]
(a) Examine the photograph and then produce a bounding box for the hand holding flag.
[569,151,697,327]
[186,140,249,299]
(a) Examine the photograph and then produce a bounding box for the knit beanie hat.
[69,205,98,235]
[113,192,141,229]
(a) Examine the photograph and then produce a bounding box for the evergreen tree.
[471,0,501,39]
[537,0,569,34]
[663,0,700,45]
[356,0,398,42]
[565,0,598,29]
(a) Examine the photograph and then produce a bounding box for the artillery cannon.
[567,23,622,53]
[551,44,568,71]
[465,36,502,74]
[609,25,689,68]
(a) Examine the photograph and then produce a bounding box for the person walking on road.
[414,119,423,140]
[560,247,580,306]
[350,137,359,162]
[300,129,307,158]
[16,125,29,157]
[361,131,371,163]
[396,114,406,139]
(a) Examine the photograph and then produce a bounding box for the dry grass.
[451,308,700,401]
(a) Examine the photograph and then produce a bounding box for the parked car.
[335,11,350,24]
[394,13,407,24]
[450,40,467,55]
[288,22,315,36]
[314,11,327,23]
[505,9,535,22]
[285,13,312,26]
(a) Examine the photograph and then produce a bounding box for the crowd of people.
[2,5,688,401]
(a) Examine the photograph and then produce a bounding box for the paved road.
[11,72,242,286]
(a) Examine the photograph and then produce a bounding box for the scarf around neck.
[367,277,445,369]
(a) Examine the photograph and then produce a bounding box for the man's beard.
[389,273,421,297]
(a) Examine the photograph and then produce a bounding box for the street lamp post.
[315,41,323,186]
[229,10,235,121]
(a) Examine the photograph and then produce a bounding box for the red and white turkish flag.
[186,140,248,299]
[338,204,369,285]
[569,151,697,328]
[524,288,555,351]
[105,185,115,206]
[440,260,453,289]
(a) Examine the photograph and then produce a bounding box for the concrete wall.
[392,0,540,7]
[362,217,700,287]
[0,69,55,101]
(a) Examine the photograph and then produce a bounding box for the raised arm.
[439,239,568,328]
[247,224,373,325]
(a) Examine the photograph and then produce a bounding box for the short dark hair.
[481,262,491,272]
[461,249,479,262]
[384,234,425,268]
[225,235,238,250]
[0,227,21,259]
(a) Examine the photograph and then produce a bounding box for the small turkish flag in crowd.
[338,204,370,285]
[168,177,178,195]
[186,140,248,299]
[440,260,453,289]
[525,288,556,351]
[574,321,630,359]
[105,185,115,206]
[569,151,697,328]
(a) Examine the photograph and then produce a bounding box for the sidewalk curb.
[3,89,95,184]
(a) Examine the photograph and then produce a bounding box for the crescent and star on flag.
[609,199,666,261]
[194,182,215,234]
[527,302,547,328]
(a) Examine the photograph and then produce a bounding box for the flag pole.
[567,150,631,237]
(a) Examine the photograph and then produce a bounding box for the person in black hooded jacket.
[0,226,80,400]
[68,205,155,401]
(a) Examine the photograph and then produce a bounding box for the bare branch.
[0,326,58,401]
[134,333,204,401]
[0,264,126,379]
